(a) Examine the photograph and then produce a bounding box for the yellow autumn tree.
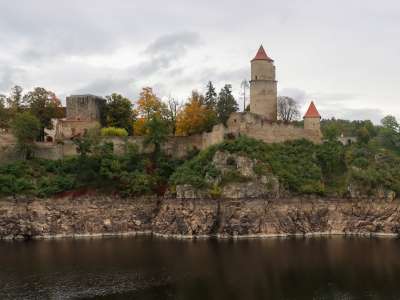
[176,91,217,136]
[133,117,147,136]
[133,87,168,136]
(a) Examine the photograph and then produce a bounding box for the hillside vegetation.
[1,131,399,199]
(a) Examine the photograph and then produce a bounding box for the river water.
[1,236,400,299]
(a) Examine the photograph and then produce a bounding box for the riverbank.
[1,195,400,240]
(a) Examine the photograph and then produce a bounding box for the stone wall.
[224,112,322,144]
[55,119,100,140]
[1,196,400,240]
[0,111,322,163]
[0,133,18,163]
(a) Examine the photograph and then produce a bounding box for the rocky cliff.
[1,196,400,240]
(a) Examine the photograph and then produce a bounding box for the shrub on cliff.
[170,136,325,194]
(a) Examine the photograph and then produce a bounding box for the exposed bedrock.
[1,196,400,240]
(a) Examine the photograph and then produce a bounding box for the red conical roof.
[251,45,273,62]
[304,101,321,118]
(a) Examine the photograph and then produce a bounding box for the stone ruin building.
[47,94,105,142]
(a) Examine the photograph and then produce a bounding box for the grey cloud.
[308,92,362,103]
[144,32,201,56]
[0,64,26,91]
[73,77,135,98]
[279,88,308,106]
[0,0,399,120]
[72,32,201,98]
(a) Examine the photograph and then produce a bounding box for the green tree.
[381,115,399,132]
[23,87,63,141]
[7,85,24,117]
[356,126,371,144]
[73,126,101,158]
[11,112,40,159]
[144,116,169,156]
[0,95,9,129]
[105,93,134,134]
[323,122,341,141]
[204,81,217,108]
[216,84,238,125]
[378,115,400,153]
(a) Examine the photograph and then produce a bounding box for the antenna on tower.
[240,79,250,111]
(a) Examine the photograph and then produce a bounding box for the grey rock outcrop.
[176,150,280,199]
[1,196,400,240]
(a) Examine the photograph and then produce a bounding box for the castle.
[1,46,322,162]
[52,45,321,145]
[201,45,322,147]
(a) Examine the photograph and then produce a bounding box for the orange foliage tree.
[133,87,168,136]
[175,91,217,136]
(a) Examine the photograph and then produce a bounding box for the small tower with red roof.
[250,45,277,121]
[303,101,321,133]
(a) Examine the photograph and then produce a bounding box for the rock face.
[176,150,280,199]
[1,196,400,240]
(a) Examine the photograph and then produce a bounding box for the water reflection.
[0,237,400,299]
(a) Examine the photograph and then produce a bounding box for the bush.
[171,136,325,194]
[101,127,128,137]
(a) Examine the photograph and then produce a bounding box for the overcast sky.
[0,0,399,123]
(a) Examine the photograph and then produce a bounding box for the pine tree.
[204,81,217,108]
[216,84,238,125]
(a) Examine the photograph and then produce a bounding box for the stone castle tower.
[303,101,321,131]
[250,45,277,120]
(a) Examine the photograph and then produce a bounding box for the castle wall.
[225,112,322,144]
[201,124,226,149]
[55,120,100,140]
[0,133,19,163]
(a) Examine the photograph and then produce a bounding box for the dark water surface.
[1,236,400,299]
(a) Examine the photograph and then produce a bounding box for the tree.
[23,87,63,141]
[0,94,9,129]
[11,112,40,159]
[7,86,24,116]
[204,81,217,108]
[216,84,238,125]
[144,116,169,156]
[73,126,101,158]
[378,115,400,153]
[277,96,300,122]
[356,126,371,144]
[322,122,341,141]
[381,115,399,132]
[166,97,181,135]
[133,87,169,136]
[136,87,167,119]
[105,93,134,134]
[176,91,217,136]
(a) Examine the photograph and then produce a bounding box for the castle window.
[255,76,258,80]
